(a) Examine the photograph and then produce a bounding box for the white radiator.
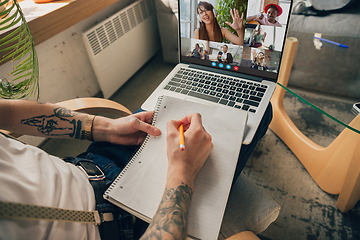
[83,0,160,98]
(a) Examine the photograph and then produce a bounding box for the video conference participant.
[246,4,283,27]
[217,45,233,64]
[251,49,267,71]
[251,27,266,48]
[187,43,204,59]
[193,1,244,45]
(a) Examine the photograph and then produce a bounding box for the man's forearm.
[141,183,193,240]
[246,15,257,22]
[0,100,90,139]
[142,113,212,239]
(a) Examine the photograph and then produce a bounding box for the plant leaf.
[0,25,22,41]
[0,16,22,32]
[12,72,32,82]
[0,1,9,7]
[0,5,18,25]
[11,67,30,76]
[7,40,31,58]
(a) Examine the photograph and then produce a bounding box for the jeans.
[76,103,273,238]
[77,144,139,188]
[232,102,273,184]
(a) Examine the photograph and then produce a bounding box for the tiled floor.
[41,51,360,240]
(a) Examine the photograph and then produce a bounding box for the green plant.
[0,0,39,99]
[216,0,247,44]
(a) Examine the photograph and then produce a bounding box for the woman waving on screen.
[193,1,244,46]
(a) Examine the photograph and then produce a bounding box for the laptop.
[142,0,293,144]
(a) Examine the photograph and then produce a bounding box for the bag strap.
[0,201,114,225]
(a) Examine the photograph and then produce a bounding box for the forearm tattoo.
[141,183,193,240]
[20,107,85,139]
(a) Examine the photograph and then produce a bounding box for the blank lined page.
[105,95,247,240]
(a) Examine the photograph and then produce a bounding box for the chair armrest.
[56,97,132,117]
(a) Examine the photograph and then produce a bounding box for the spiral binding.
[104,95,165,197]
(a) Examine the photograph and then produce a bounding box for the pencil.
[179,124,185,151]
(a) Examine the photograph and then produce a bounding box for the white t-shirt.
[221,52,228,61]
[0,134,100,240]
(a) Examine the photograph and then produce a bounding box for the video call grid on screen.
[179,0,292,81]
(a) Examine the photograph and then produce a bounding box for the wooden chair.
[269,37,360,212]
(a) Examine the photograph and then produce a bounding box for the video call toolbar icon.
[210,62,238,71]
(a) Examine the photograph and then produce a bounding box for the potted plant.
[0,0,39,99]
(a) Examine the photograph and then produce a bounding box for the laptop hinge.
[186,64,264,82]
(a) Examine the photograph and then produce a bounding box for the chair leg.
[336,140,360,212]
[314,117,360,194]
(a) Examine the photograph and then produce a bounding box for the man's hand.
[166,113,213,189]
[141,113,213,240]
[92,111,161,145]
[253,12,264,22]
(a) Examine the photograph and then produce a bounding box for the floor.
[41,51,360,240]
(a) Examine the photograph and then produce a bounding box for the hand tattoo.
[20,107,85,139]
[141,183,193,240]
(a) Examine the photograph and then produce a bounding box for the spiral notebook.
[104,95,248,240]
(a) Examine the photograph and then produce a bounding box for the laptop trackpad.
[185,97,218,107]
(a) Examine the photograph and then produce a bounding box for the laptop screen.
[179,0,293,82]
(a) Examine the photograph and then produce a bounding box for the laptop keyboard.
[162,68,268,113]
